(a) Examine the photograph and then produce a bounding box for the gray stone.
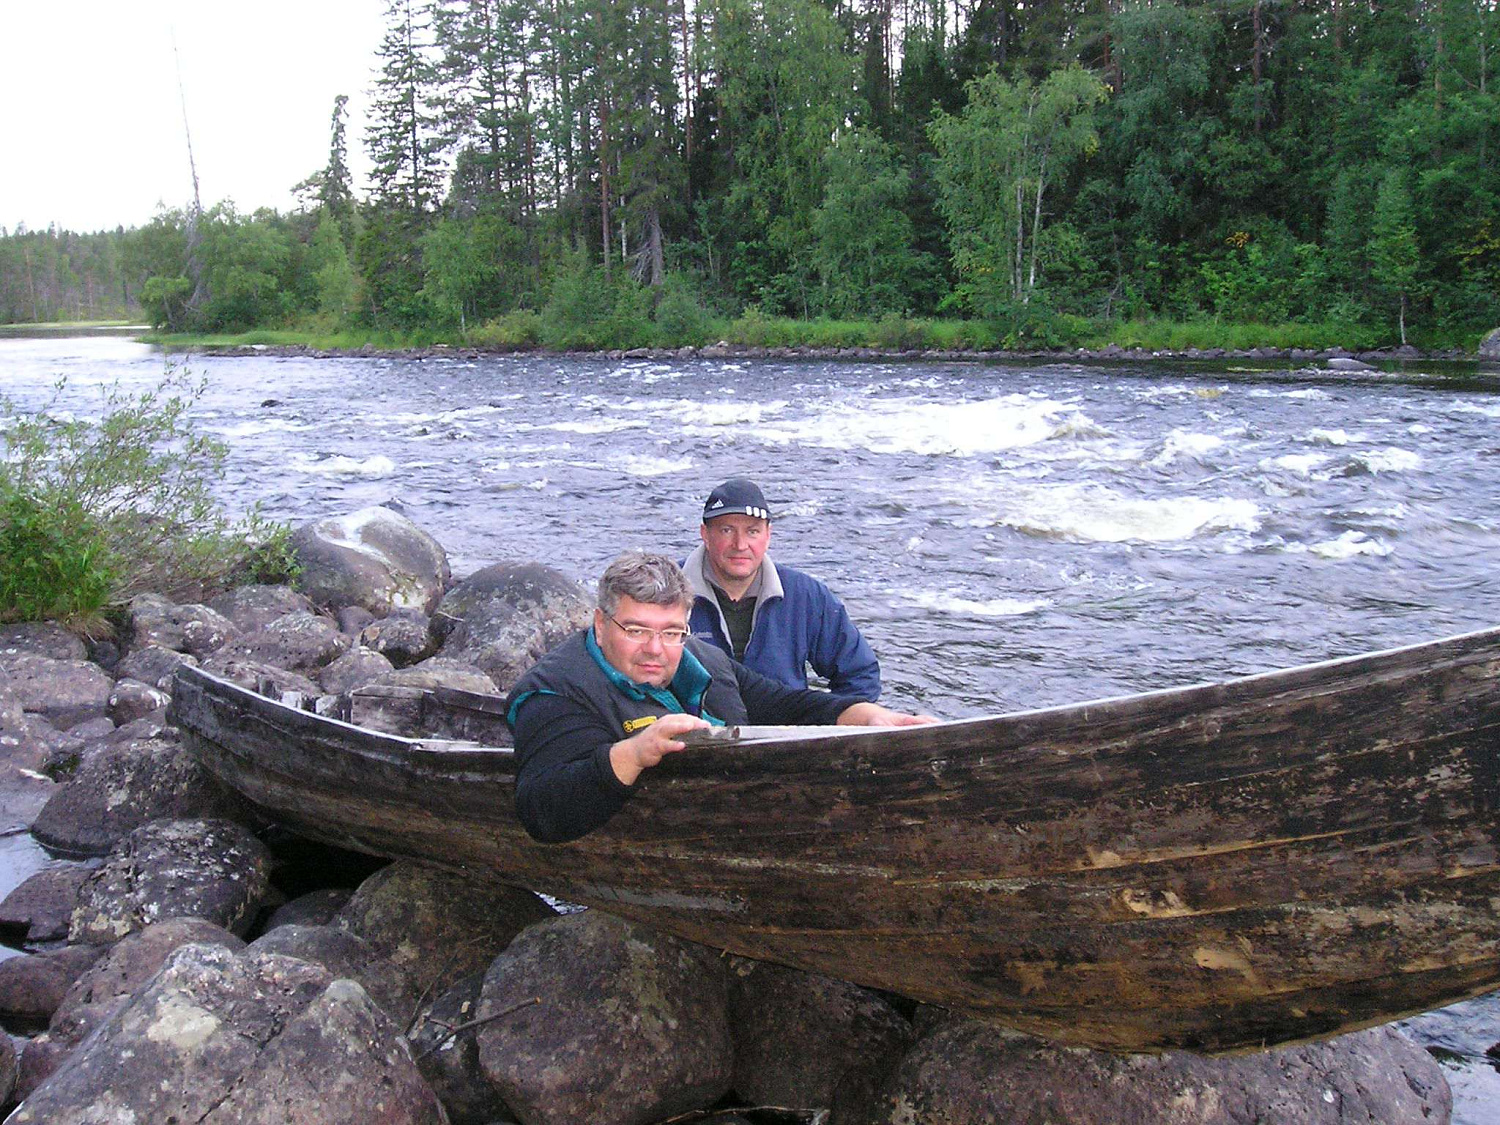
[113,643,198,691]
[198,653,321,698]
[727,957,911,1110]
[248,923,416,1020]
[0,1031,16,1110]
[291,506,451,616]
[336,860,555,1002]
[12,943,446,1125]
[318,647,396,695]
[208,583,317,632]
[128,593,238,656]
[220,610,352,672]
[32,734,253,857]
[0,654,113,730]
[1327,356,1375,372]
[14,1031,66,1106]
[70,818,273,945]
[476,911,732,1125]
[433,562,592,691]
[351,656,502,736]
[360,608,438,667]
[863,1018,1451,1125]
[410,971,517,1125]
[0,623,87,663]
[261,887,354,931]
[0,945,104,1032]
[337,604,378,635]
[1479,327,1500,361]
[0,865,96,944]
[50,916,246,1046]
[106,678,171,727]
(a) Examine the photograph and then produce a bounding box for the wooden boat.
[169,626,1500,1053]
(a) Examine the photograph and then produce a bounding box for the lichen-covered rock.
[208,583,317,632]
[128,593,238,656]
[476,911,733,1125]
[336,860,554,1002]
[31,736,253,857]
[219,610,352,672]
[728,957,912,1110]
[12,943,446,1125]
[69,819,273,945]
[113,643,198,691]
[292,507,451,616]
[360,608,438,667]
[0,945,104,1033]
[0,865,96,944]
[248,924,416,1020]
[198,653,321,698]
[410,970,516,1125]
[106,677,171,727]
[863,1018,1452,1125]
[0,623,87,663]
[0,654,113,730]
[318,647,395,695]
[49,917,246,1046]
[433,562,592,691]
[350,657,504,736]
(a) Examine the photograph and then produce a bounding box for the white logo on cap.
[708,499,725,510]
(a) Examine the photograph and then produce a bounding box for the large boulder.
[247,924,416,1020]
[409,970,515,1125]
[219,609,351,672]
[127,593,238,656]
[31,735,253,857]
[113,643,199,691]
[1478,327,1500,361]
[69,819,273,945]
[260,887,354,932]
[0,865,96,944]
[360,609,438,667]
[433,562,592,692]
[336,860,555,1002]
[727,957,912,1110]
[862,1018,1451,1125]
[0,653,113,730]
[0,623,87,663]
[49,916,245,1046]
[318,647,395,695]
[208,583,317,632]
[11,943,446,1125]
[0,945,104,1032]
[291,507,451,616]
[476,911,733,1125]
[198,653,321,698]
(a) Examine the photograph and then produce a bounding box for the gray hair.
[597,551,693,615]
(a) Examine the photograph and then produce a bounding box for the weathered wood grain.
[169,626,1500,1052]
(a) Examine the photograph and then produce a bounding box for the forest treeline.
[3,0,1498,348]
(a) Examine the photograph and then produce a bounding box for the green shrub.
[0,372,297,630]
[470,309,542,348]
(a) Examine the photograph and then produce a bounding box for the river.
[3,334,1499,1118]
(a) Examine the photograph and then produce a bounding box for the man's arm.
[807,584,881,701]
[512,696,708,843]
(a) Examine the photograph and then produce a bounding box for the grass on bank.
[145,312,1421,356]
[0,372,298,633]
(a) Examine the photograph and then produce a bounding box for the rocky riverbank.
[185,338,1489,368]
[0,506,1463,1123]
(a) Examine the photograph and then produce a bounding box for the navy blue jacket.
[684,548,881,701]
[505,628,851,843]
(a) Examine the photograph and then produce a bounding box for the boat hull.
[170,626,1500,1052]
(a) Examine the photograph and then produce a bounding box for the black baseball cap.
[702,478,772,522]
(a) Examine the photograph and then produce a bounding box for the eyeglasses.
[607,614,690,647]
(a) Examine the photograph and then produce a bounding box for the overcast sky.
[3,2,383,234]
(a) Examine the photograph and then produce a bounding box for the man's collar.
[682,544,784,603]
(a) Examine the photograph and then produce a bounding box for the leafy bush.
[0,372,297,631]
[470,310,543,349]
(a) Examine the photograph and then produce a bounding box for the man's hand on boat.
[609,702,938,785]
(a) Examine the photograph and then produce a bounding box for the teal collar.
[586,629,724,725]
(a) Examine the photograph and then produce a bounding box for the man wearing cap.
[683,478,882,700]
[505,551,934,842]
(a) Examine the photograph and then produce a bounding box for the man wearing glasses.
[685,478,881,699]
[505,551,933,842]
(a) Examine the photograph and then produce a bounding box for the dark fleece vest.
[505,628,749,738]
